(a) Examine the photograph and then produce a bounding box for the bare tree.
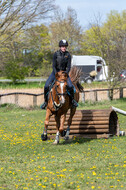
[50,7,82,54]
[0,0,55,43]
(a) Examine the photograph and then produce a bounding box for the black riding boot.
[40,89,48,109]
[69,88,78,107]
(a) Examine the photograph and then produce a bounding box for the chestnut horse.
[41,66,83,144]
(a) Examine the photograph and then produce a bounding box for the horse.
[41,66,83,144]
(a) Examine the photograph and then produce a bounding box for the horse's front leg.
[53,116,60,145]
[60,114,67,137]
[41,108,52,141]
[65,107,76,140]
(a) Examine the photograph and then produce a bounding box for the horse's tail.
[69,66,84,92]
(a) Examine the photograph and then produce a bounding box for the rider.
[41,39,78,109]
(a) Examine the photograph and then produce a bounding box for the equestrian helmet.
[59,39,68,47]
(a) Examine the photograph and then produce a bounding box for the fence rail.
[0,87,126,107]
[81,87,125,103]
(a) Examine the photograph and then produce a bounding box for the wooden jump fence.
[47,109,119,139]
[0,87,126,107]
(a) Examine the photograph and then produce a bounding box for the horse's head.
[55,71,68,105]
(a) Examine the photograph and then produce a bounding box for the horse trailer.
[71,55,108,83]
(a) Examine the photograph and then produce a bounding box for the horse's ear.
[55,72,59,80]
[62,71,68,77]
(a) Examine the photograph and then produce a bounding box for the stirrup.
[72,99,78,107]
[40,102,47,109]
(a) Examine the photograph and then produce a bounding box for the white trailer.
[71,55,108,82]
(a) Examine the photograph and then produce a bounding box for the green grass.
[0,100,126,190]
[0,81,109,89]
[0,82,45,89]
[83,81,108,89]
[0,80,126,89]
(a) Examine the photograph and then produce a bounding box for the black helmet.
[59,39,68,47]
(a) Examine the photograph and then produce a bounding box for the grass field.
[0,99,126,190]
[0,82,45,89]
[0,81,112,89]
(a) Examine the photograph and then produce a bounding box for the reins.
[50,89,61,111]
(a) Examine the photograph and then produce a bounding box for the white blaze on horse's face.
[60,82,65,104]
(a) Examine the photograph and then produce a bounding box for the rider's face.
[60,46,67,52]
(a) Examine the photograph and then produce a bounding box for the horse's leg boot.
[60,130,66,137]
[41,133,47,141]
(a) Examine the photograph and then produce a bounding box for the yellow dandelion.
[91,186,95,189]
[66,160,70,163]
[92,171,96,175]
[42,185,46,188]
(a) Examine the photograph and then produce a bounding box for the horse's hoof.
[52,140,59,145]
[64,136,69,140]
[41,133,47,141]
[60,130,66,137]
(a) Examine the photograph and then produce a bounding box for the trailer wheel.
[85,78,93,84]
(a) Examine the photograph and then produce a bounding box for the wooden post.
[0,96,1,107]
[120,88,123,99]
[107,90,110,100]
[108,89,113,100]
[94,91,98,101]
[15,94,18,105]
[81,92,85,103]
[33,96,37,106]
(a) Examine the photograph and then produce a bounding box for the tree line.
[0,1,126,86]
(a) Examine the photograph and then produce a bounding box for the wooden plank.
[49,116,109,121]
[47,125,109,130]
[48,133,109,139]
[49,113,110,119]
[68,109,110,113]
[49,120,109,125]
[47,128,109,134]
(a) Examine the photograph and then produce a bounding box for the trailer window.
[97,66,102,72]
[97,60,102,64]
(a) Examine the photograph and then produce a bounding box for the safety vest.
[55,50,70,71]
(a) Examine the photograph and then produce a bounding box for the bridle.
[55,80,67,96]
[51,79,67,111]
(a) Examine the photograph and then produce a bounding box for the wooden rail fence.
[0,87,126,107]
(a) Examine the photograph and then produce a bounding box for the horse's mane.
[69,66,83,92]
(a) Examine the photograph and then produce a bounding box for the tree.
[0,29,26,74]
[1,24,53,79]
[4,60,28,84]
[0,0,55,44]
[81,10,126,89]
[50,7,82,54]
[23,24,52,77]
[0,0,55,79]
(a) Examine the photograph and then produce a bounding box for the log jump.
[47,108,119,139]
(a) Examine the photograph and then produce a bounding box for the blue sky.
[55,0,126,28]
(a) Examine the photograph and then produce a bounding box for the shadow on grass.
[58,137,93,145]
